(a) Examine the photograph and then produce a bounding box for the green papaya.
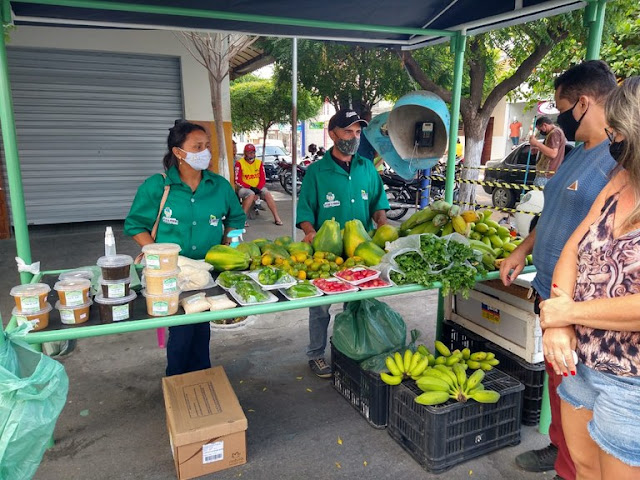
[274,235,292,247]
[368,228,377,238]
[236,242,261,259]
[372,224,399,248]
[287,241,313,256]
[260,243,290,259]
[353,241,385,266]
[343,219,372,257]
[252,238,270,249]
[205,245,250,271]
[312,217,343,256]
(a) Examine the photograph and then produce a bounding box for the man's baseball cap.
[244,144,256,154]
[328,109,368,130]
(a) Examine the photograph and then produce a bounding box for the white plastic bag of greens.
[0,322,69,479]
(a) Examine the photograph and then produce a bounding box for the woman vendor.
[125,120,246,376]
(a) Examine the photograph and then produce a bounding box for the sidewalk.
[1,183,551,479]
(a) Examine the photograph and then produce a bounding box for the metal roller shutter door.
[1,47,183,225]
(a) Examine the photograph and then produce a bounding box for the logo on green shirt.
[361,190,368,200]
[162,206,179,225]
[323,192,340,209]
[209,215,219,226]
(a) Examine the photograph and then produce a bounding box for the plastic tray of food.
[312,277,359,295]
[216,271,251,291]
[279,282,324,300]
[357,277,393,290]
[228,283,279,306]
[181,273,217,292]
[245,267,297,291]
[334,266,381,285]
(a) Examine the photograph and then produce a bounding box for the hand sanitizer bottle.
[105,226,116,256]
[227,228,246,249]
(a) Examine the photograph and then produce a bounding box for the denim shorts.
[557,362,640,466]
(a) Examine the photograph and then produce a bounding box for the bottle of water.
[105,226,116,256]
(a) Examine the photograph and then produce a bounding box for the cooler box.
[162,367,248,480]
[448,273,543,364]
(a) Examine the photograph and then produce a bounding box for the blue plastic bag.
[0,323,69,480]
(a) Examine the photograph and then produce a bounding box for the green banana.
[415,391,450,406]
[434,340,451,357]
[394,352,405,374]
[465,369,485,391]
[417,345,431,357]
[452,363,467,389]
[416,376,451,393]
[380,372,403,386]
[470,352,487,361]
[479,361,493,371]
[461,348,471,360]
[485,352,495,360]
[466,360,482,370]
[403,349,413,373]
[469,390,500,403]
[409,351,422,373]
[386,356,402,376]
[446,353,463,366]
[410,357,429,377]
[433,365,458,385]
[435,356,447,365]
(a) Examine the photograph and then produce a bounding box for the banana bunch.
[433,340,500,371]
[467,210,532,270]
[414,365,501,406]
[399,201,478,237]
[380,349,430,386]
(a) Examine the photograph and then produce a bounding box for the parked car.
[483,141,574,208]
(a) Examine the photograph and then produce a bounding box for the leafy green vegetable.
[391,234,486,297]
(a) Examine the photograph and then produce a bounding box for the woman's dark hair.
[162,120,206,170]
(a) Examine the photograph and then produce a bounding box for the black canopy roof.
[11,0,587,48]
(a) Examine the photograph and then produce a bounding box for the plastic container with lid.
[54,278,91,307]
[10,283,51,313]
[55,300,93,325]
[94,292,137,323]
[142,290,180,317]
[99,276,131,299]
[13,303,52,331]
[59,269,95,282]
[142,243,181,271]
[144,268,180,295]
[97,254,133,281]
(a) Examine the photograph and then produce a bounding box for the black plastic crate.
[388,369,524,473]
[442,320,545,426]
[330,342,390,429]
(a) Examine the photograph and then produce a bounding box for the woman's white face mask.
[179,148,211,171]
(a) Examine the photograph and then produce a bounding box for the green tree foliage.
[262,38,412,113]
[230,77,320,143]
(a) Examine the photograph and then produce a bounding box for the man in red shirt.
[235,144,283,226]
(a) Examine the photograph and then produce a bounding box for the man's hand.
[303,231,316,244]
[499,245,527,286]
[529,135,541,147]
[540,285,575,329]
[543,326,577,376]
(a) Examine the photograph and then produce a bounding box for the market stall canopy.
[10,0,587,48]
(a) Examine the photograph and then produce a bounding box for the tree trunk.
[458,116,489,207]
[210,77,229,180]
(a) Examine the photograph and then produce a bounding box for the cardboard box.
[162,367,248,480]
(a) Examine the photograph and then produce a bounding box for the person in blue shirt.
[500,60,617,480]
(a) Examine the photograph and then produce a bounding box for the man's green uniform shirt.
[125,166,246,259]
[296,151,389,231]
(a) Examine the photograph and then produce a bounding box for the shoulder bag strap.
[150,173,169,241]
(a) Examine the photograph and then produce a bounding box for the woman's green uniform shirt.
[296,151,389,231]
[125,166,246,259]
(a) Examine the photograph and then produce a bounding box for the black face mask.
[557,100,588,141]
[609,140,626,163]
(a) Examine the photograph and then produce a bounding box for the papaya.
[287,241,313,256]
[236,242,261,259]
[368,228,377,238]
[252,238,270,249]
[343,219,371,257]
[312,217,343,256]
[274,235,292,247]
[353,241,385,266]
[261,243,290,260]
[205,245,250,271]
[372,224,399,248]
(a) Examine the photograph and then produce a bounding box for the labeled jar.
[97,254,133,281]
[99,276,131,299]
[55,300,92,325]
[144,268,180,295]
[94,292,137,323]
[54,278,91,307]
[142,243,181,271]
[10,283,51,313]
[142,290,180,317]
[12,304,52,331]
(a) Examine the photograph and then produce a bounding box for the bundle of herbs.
[389,234,486,297]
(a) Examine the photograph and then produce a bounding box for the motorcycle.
[382,160,460,221]
[278,159,307,195]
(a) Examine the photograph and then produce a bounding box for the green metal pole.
[585,0,607,60]
[445,32,466,204]
[0,14,33,286]
[539,370,551,435]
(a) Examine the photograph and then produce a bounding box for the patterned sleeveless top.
[574,193,640,377]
